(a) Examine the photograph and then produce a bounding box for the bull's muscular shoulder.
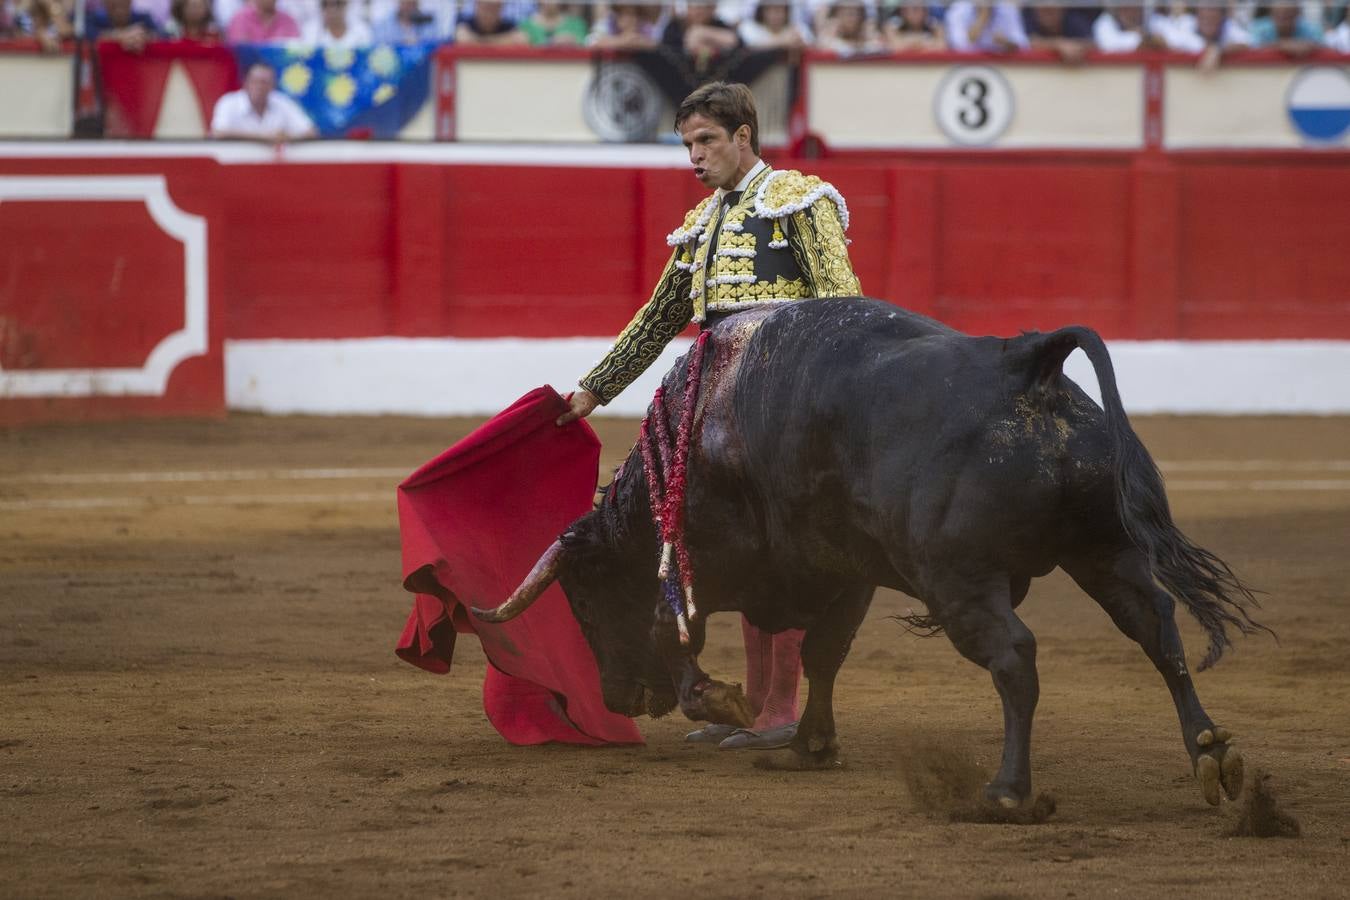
[753,169,851,232]
[665,195,719,247]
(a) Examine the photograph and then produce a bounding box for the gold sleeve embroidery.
[789,196,861,298]
[579,248,694,405]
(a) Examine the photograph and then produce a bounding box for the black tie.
[707,191,742,261]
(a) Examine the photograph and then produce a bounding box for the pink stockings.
[740,619,803,731]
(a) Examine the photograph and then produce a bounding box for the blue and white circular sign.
[1285,66,1350,143]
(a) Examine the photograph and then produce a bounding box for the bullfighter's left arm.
[788,195,862,298]
[578,248,695,405]
[755,170,861,298]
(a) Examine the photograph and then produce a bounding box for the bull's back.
[718,298,1119,581]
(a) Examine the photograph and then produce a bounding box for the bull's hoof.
[982,782,1026,810]
[1197,754,1221,806]
[1221,744,1245,801]
[953,788,1057,825]
[1194,728,1244,806]
[747,725,841,770]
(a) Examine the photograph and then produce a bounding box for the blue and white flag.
[235,42,433,139]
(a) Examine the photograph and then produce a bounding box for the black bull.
[475,297,1265,809]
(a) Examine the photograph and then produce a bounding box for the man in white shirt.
[945,0,1029,53]
[1093,3,1167,52]
[210,62,318,143]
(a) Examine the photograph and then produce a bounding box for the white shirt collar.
[727,159,767,198]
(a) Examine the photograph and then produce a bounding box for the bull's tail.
[1037,326,1269,670]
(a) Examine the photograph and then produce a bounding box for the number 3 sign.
[934,66,1015,146]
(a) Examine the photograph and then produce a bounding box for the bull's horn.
[470,540,564,623]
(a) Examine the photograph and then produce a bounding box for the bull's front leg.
[757,584,875,770]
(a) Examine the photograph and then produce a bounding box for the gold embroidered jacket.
[580,166,861,405]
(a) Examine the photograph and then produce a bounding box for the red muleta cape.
[395,387,643,746]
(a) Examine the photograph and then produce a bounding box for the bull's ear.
[470,540,565,624]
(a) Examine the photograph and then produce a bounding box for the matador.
[558,80,861,750]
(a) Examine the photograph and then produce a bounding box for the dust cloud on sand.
[900,739,1057,825]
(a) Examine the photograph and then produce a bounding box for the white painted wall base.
[225,338,1350,417]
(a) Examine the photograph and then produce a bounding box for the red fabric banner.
[97,42,238,138]
[395,386,643,746]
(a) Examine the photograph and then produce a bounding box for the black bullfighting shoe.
[716,721,798,750]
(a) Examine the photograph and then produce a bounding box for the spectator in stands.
[304,0,372,46]
[816,0,883,53]
[165,0,220,38]
[1164,4,1251,69]
[16,0,75,51]
[882,0,944,51]
[1248,3,1323,55]
[1092,2,1166,52]
[455,0,526,44]
[137,0,173,30]
[738,0,811,48]
[1328,7,1350,48]
[521,0,588,44]
[375,0,437,43]
[587,1,659,47]
[663,1,741,62]
[225,0,300,42]
[946,0,1029,52]
[0,0,15,36]
[373,0,439,43]
[1023,3,1093,62]
[87,0,160,49]
[211,60,317,141]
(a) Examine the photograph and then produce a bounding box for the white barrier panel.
[0,54,73,139]
[1166,63,1350,149]
[451,56,789,144]
[227,338,1350,416]
[224,337,694,417]
[456,59,603,142]
[808,62,1144,149]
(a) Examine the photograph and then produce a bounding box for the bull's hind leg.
[932,575,1039,808]
[755,583,874,770]
[1064,551,1244,806]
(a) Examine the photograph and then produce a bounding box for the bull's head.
[470,511,679,719]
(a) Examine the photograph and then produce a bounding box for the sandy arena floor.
[1,413,1348,898]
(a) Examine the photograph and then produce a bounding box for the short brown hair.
[675,82,760,156]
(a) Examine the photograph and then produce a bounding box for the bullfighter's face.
[681,113,749,192]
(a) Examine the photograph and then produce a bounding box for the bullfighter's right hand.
[556,388,600,426]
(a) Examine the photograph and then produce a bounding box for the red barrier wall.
[0,158,227,425]
[213,153,1350,342]
[3,149,1348,424]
